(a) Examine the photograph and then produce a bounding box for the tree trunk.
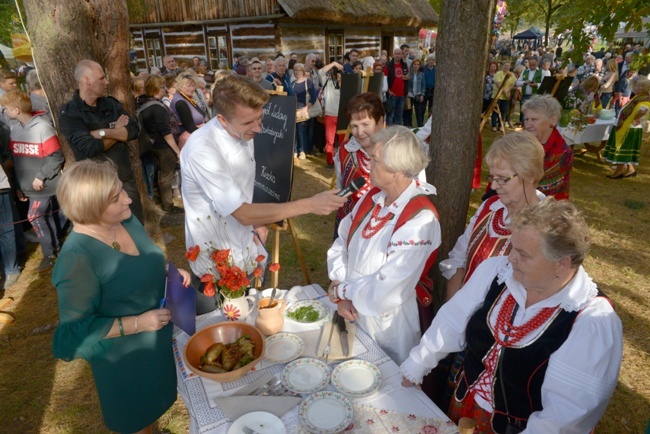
[19,0,159,230]
[426,0,496,312]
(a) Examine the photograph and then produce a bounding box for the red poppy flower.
[253,266,263,278]
[214,249,230,265]
[255,254,265,263]
[185,245,200,261]
[269,263,281,272]
[203,279,216,297]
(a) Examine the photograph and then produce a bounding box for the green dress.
[52,216,176,433]
[602,96,649,165]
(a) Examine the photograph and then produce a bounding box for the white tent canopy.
[0,44,15,62]
[614,17,650,44]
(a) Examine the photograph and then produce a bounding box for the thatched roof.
[277,0,438,27]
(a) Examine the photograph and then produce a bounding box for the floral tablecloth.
[173,284,455,434]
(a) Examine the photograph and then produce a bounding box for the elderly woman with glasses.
[293,62,319,159]
[402,199,622,434]
[442,131,545,300]
[522,94,574,200]
[171,73,207,147]
[327,126,441,364]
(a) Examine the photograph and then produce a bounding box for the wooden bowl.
[184,322,265,383]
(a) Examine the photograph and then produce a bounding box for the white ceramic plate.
[281,357,331,394]
[331,359,382,398]
[285,299,328,323]
[263,332,304,363]
[228,411,286,434]
[299,391,353,434]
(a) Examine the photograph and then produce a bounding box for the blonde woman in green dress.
[52,160,191,434]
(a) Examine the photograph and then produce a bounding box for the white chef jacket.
[180,117,264,278]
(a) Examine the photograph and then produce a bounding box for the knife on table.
[336,313,350,357]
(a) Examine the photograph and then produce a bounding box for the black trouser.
[425,88,435,117]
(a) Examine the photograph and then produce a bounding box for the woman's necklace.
[493,293,559,347]
[86,225,121,251]
[491,207,511,237]
[361,204,394,239]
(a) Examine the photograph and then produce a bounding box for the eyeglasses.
[487,173,518,186]
[252,67,262,70]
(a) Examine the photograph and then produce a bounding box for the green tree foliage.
[0,1,21,46]
[530,0,569,47]
[502,0,539,39]
[556,0,650,64]
[428,0,441,15]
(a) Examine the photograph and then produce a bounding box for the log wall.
[130,21,419,72]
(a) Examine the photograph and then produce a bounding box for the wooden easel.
[269,220,311,288]
[0,297,15,324]
[480,71,514,134]
[259,86,311,287]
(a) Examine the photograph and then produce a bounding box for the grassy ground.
[0,127,648,433]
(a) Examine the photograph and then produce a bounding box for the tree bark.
[426,0,496,311]
[19,0,159,230]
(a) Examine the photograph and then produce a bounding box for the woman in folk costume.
[436,131,545,411]
[333,92,385,235]
[602,78,650,179]
[402,199,622,433]
[328,126,441,364]
[522,94,574,200]
[441,131,546,300]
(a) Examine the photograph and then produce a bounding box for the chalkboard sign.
[538,75,573,104]
[253,95,297,205]
[336,74,364,131]
[366,73,383,99]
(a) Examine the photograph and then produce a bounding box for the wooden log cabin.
[128,0,438,72]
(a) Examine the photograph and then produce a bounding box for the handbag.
[404,96,413,110]
[297,80,322,123]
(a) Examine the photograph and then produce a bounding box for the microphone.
[337,177,366,197]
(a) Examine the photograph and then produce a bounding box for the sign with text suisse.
[253,95,297,205]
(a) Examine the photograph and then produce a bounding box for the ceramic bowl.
[599,109,615,120]
[184,322,265,382]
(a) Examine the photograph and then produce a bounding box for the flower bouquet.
[185,213,280,305]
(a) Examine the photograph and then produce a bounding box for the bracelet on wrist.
[329,284,341,302]
[117,317,125,337]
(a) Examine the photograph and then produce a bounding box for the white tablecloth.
[173,284,455,434]
[558,118,616,145]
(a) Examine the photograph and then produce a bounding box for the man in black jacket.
[59,59,143,221]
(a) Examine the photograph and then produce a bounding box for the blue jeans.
[141,152,156,198]
[492,99,510,128]
[601,92,612,109]
[520,94,532,127]
[0,192,19,276]
[296,118,314,154]
[386,96,405,126]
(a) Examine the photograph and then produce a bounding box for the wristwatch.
[98,130,106,138]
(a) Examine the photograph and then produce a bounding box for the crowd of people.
[0,36,645,433]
